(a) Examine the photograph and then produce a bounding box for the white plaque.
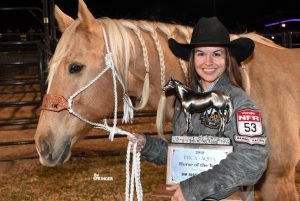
[166,143,233,184]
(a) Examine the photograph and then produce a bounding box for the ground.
[0,153,167,201]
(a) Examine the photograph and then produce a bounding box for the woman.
[128,17,268,201]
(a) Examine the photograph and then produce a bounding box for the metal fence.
[0,3,52,127]
[0,41,46,126]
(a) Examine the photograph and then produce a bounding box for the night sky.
[0,0,299,33]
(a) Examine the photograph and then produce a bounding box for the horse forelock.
[47,20,81,91]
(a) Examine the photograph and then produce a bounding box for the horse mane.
[231,32,286,49]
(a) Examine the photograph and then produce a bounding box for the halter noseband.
[41,94,68,112]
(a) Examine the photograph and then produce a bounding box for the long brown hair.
[186,48,245,91]
[226,50,245,90]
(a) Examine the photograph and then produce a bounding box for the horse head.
[34,0,121,167]
[162,77,183,92]
[163,78,175,92]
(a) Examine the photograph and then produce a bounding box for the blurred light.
[271,36,275,40]
[264,18,300,27]
[281,23,286,28]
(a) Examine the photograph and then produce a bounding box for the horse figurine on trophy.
[163,78,233,136]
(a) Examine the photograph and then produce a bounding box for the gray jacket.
[141,74,269,200]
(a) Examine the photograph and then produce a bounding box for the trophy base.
[152,184,243,201]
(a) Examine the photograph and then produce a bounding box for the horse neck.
[176,85,189,100]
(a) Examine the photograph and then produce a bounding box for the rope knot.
[105,52,114,68]
[67,98,74,114]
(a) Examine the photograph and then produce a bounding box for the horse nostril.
[57,141,71,164]
[42,139,52,159]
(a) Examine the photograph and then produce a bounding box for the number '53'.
[244,123,257,132]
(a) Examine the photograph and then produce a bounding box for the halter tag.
[40,94,68,112]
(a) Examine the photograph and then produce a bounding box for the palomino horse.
[34,0,300,200]
[162,78,233,135]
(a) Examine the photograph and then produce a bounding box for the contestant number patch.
[237,109,262,136]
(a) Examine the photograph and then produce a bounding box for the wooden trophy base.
[152,184,243,201]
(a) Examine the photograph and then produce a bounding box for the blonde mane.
[231,32,286,49]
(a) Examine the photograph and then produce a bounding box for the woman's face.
[194,46,226,89]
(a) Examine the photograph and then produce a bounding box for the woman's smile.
[202,67,218,73]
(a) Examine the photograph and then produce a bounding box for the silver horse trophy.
[163,78,233,136]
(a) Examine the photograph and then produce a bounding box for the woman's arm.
[140,134,169,165]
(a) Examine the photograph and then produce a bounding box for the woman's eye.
[213,51,225,57]
[69,63,84,74]
[195,52,205,57]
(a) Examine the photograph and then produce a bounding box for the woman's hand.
[166,184,186,201]
[127,133,146,152]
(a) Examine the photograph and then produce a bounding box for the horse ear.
[54,5,74,33]
[77,0,97,32]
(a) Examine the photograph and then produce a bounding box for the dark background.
[0,0,299,33]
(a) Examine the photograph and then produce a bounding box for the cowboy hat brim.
[168,37,255,64]
[228,37,255,64]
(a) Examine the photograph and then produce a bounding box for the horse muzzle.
[36,136,72,167]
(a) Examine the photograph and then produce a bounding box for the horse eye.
[69,63,84,74]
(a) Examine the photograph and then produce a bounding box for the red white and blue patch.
[234,109,266,145]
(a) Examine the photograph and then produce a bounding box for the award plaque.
[166,142,232,184]
[152,135,242,201]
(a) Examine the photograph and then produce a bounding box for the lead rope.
[67,27,142,201]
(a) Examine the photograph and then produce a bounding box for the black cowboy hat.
[168,17,254,64]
